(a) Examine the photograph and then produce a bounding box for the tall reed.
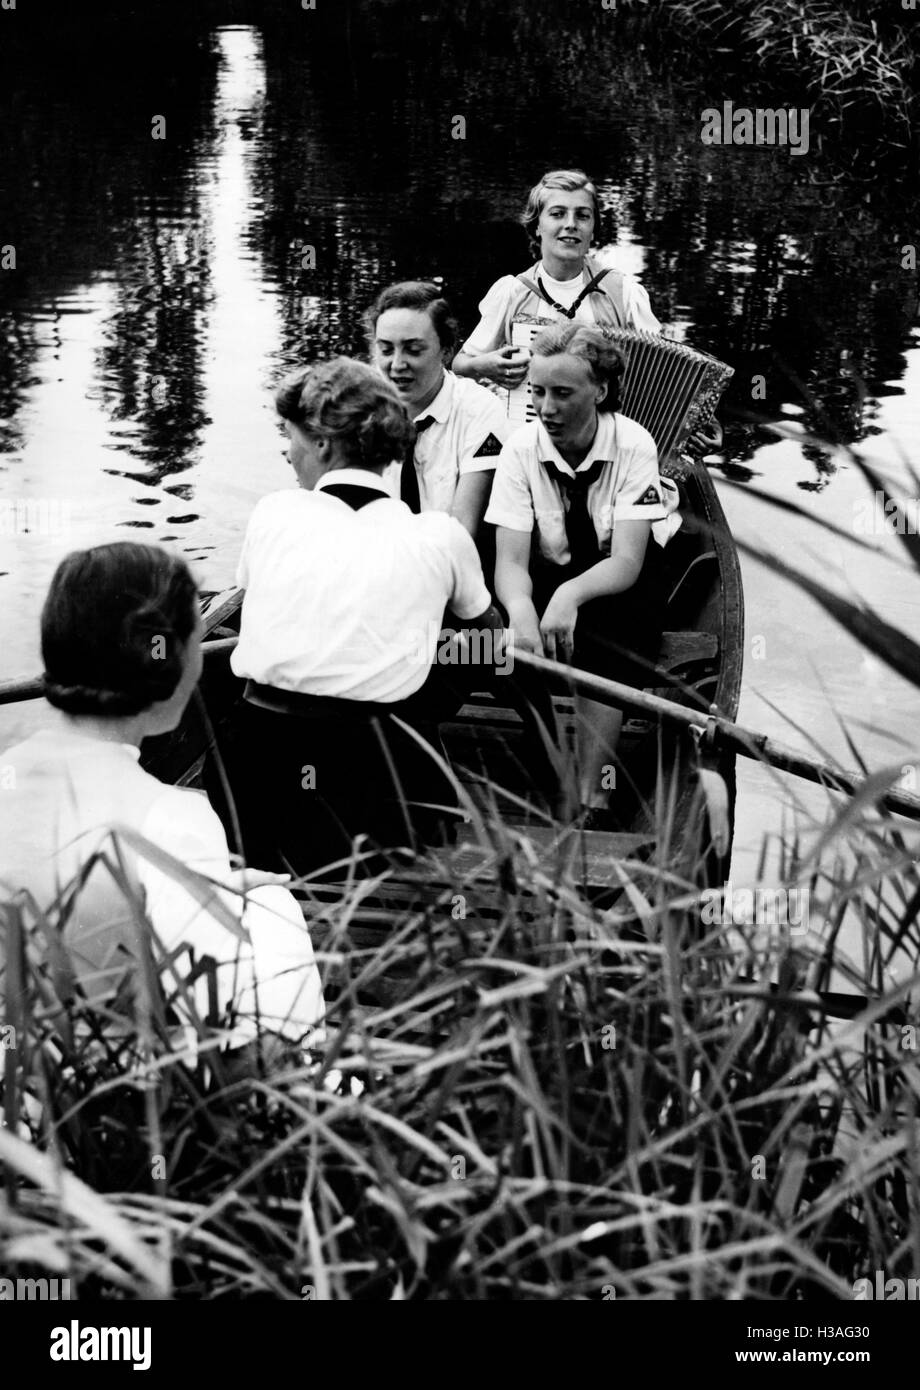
[1,778,918,1299]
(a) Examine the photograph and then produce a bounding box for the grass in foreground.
[3,433,920,1300]
[1,767,919,1300]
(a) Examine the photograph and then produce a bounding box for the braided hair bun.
[41,543,199,717]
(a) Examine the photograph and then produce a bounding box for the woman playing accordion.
[452,168,660,392]
[453,166,721,457]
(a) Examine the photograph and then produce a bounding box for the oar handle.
[0,637,239,708]
[512,648,920,822]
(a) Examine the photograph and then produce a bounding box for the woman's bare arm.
[451,471,493,538]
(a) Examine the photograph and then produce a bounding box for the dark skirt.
[530,539,667,690]
[204,688,460,880]
[205,649,564,876]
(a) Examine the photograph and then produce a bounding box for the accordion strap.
[516,264,611,321]
[515,273,544,299]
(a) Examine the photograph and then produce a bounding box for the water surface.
[1,13,918,894]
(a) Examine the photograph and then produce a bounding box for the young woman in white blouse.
[486,323,673,828]
[452,168,660,392]
[0,543,324,1056]
[367,279,510,542]
[221,357,508,874]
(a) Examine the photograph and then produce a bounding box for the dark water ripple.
[0,7,918,851]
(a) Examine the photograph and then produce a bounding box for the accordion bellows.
[507,317,734,468]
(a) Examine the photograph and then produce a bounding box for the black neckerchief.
[400,415,436,513]
[538,455,610,572]
[321,482,389,512]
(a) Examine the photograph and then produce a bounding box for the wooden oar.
[0,638,239,708]
[512,648,920,821]
[2,633,918,821]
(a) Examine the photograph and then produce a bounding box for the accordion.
[506,316,733,466]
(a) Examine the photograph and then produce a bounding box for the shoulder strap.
[516,272,550,303]
[583,256,628,327]
[502,261,628,340]
[579,264,610,297]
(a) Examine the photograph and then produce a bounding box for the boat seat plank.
[446,824,656,885]
[304,821,660,1008]
[295,823,657,923]
[657,630,719,669]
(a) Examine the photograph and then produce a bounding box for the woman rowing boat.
[486,322,675,829]
[216,357,507,874]
[452,168,660,391]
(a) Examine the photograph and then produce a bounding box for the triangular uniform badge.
[473,432,503,458]
[635,485,662,505]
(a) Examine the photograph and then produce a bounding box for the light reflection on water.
[195,26,290,551]
[1,21,919,909]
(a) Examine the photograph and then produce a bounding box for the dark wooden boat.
[136,456,744,903]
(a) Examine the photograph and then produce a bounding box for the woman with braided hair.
[0,542,325,1054]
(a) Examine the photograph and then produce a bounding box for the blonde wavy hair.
[531,322,625,412]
